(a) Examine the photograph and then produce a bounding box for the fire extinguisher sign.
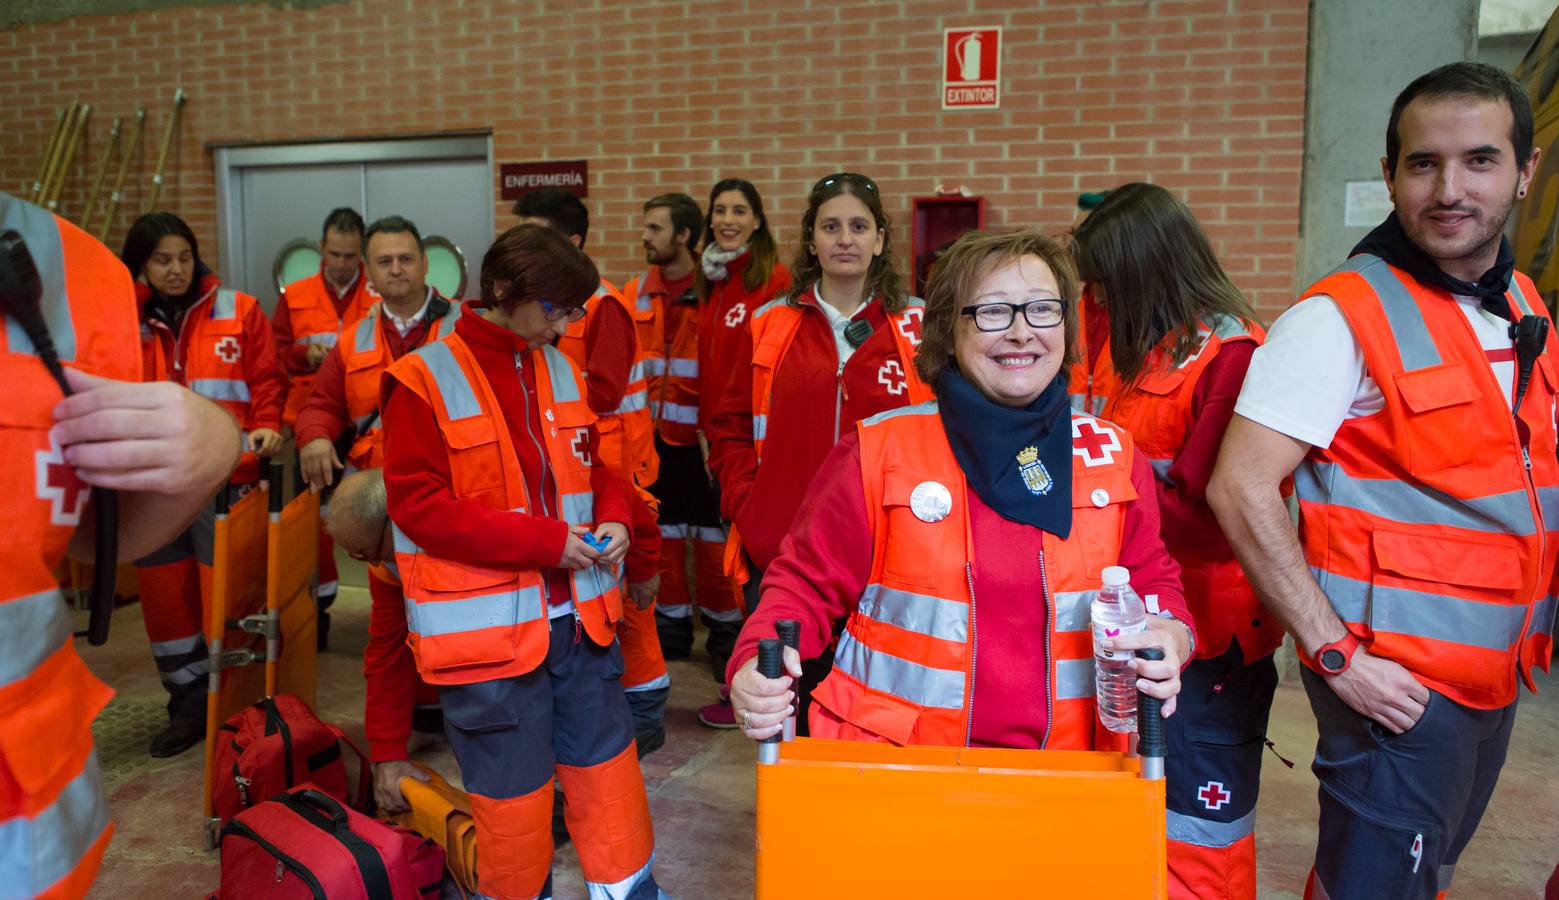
[943,26,1001,110]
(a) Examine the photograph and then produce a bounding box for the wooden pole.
[97,108,146,243]
[144,88,186,213]
[29,105,70,204]
[33,102,79,206]
[43,103,90,212]
[80,116,122,231]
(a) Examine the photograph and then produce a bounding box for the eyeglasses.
[811,172,879,197]
[960,299,1067,332]
[539,299,588,323]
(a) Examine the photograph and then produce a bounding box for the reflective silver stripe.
[1148,457,1175,487]
[433,302,461,337]
[700,605,744,623]
[0,194,75,362]
[1437,862,1456,892]
[690,525,726,543]
[752,414,767,442]
[861,400,937,427]
[160,659,210,686]
[560,491,593,527]
[752,297,788,321]
[1055,657,1095,700]
[212,288,239,320]
[572,564,617,604]
[540,344,581,403]
[406,585,545,637]
[1295,460,1538,536]
[1341,255,1440,371]
[1166,808,1255,848]
[353,412,377,431]
[0,591,69,689]
[833,629,965,710]
[1526,593,1556,640]
[658,523,689,539]
[652,401,698,424]
[613,390,648,415]
[417,340,482,420]
[383,559,401,582]
[299,332,338,346]
[624,672,671,692]
[1541,487,1559,530]
[857,584,968,644]
[1318,568,1532,651]
[1068,393,1085,413]
[656,603,692,618]
[0,752,110,899]
[585,852,656,900]
[392,522,423,556]
[1509,279,1535,316]
[664,358,698,378]
[1052,590,1094,633]
[355,309,378,352]
[149,632,203,657]
[190,378,250,402]
[625,360,646,384]
[642,358,666,377]
[1205,312,1254,341]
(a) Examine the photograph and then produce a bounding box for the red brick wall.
[0,0,1308,317]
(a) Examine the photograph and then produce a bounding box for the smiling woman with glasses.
[726,227,1192,764]
[378,222,667,899]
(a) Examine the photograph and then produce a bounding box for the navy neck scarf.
[1352,212,1515,319]
[937,369,1073,539]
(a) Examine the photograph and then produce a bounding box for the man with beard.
[1209,62,1553,900]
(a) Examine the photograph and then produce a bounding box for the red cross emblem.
[724,303,748,328]
[1197,781,1231,812]
[1072,418,1121,468]
[877,360,907,396]
[897,307,924,346]
[36,436,90,526]
[215,336,241,364]
[571,428,592,467]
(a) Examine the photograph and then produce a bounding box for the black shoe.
[149,717,206,758]
[317,610,331,652]
[660,645,691,661]
[411,705,444,735]
[635,727,666,758]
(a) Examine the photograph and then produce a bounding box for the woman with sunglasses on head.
[380,224,663,900]
[705,172,933,729]
[121,210,287,759]
[1070,183,1278,900]
[728,228,1191,759]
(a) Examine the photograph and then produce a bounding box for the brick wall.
[0,0,1308,317]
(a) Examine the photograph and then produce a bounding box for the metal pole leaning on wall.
[29,106,70,204]
[81,117,122,232]
[44,103,90,212]
[98,108,146,243]
[145,88,187,213]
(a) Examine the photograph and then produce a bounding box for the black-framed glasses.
[960,299,1067,332]
[812,172,879,196]
[539,299,587,323]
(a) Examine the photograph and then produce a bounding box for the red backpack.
[212,694,370,824]
[218,785,445,899]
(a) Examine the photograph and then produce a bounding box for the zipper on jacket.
[963,562,978,747]
[515,351,556,602]
[1037,550,1055,750]
[170,289,216,385]
[833,361,848,443]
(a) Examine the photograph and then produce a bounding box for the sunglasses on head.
[812,172,879,196]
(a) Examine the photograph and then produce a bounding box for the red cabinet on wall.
[911,195,985,295]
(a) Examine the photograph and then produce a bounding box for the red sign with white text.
[943,27,1001,109]
[501,160,588,200]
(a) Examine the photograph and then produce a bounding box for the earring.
[1519,188,1528,198]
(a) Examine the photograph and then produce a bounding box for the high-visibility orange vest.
[623,268,701,446]
[809,401,1136,749]
[1077,314,1285,662]
[557,281,658,489]
[279,269,375,427]
[0,193,129,896]
[748,295,934,460]
[1296,255,1558,709]
[338,296,460,471]
[386,333,623,686]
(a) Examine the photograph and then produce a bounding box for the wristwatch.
[1315,632,1361,676]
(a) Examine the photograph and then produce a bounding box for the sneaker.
[697,697,739,730]
[149,716,206,758]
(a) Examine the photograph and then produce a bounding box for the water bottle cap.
[1101,565,1130,587]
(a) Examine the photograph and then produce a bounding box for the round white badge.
[1091,488,1110,508]
[909,481,954,523]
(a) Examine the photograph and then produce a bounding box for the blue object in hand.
[582,532,611,552]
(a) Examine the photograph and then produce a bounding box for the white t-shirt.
[813,284,868,366]
[1235,292,1514,448]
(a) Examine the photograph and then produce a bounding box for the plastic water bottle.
[1091,565,1148,733]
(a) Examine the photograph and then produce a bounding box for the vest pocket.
[442,417,506,500]
[411,563,523,672]
[1393,363,1495,474]
[879,466,953,589]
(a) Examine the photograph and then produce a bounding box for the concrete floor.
[79,582,1558,899]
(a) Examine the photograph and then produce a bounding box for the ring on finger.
[741,709,751,729]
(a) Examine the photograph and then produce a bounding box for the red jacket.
[698,254,791,434]
[363,569,417,762]
[706,290,921,570]
[381,306,632,603]
[730,432,1191,748]
[294,302,445,448]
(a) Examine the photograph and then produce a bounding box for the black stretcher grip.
[1135,646,1166,781]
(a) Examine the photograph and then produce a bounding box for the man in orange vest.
[1210,63,1554,900]
[514,188,670,754]
[275,207,375,638]
[296,215,456,650]
[2,191,241,896]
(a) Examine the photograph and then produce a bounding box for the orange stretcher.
[201,461,320,845]
[752,636,1169,899]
